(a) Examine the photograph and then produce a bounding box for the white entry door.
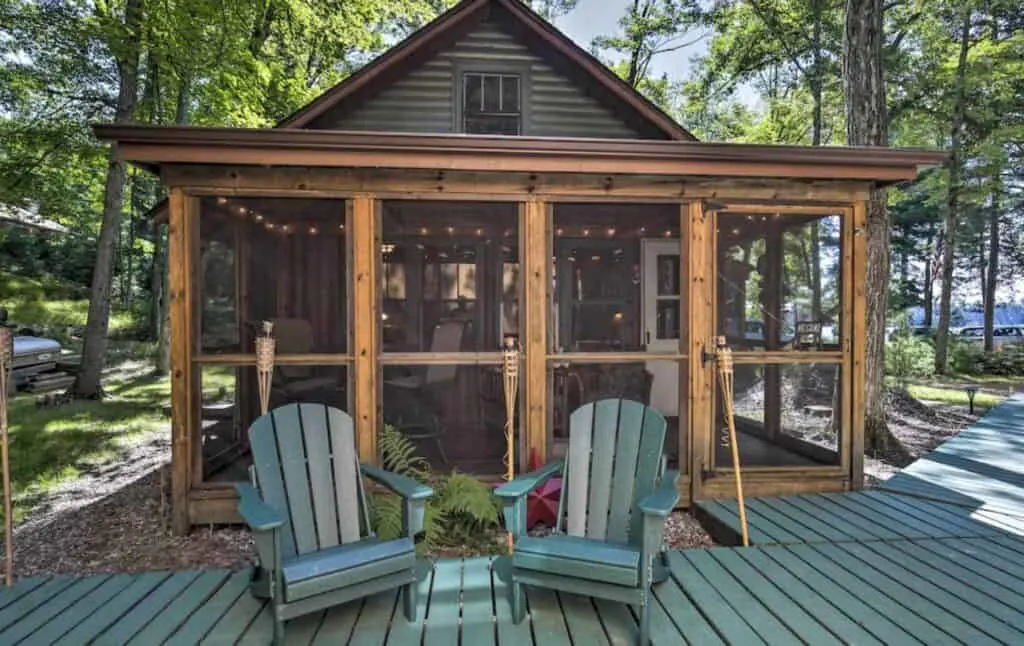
[641,239,681,416]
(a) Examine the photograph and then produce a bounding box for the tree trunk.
[70,0,144,398]
[844,0,905,458]
[923,223,935,326]
[934,10,971,374]
[983,187,1000,352]
[155,75,190,376]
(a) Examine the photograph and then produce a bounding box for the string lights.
[210,196,681,240]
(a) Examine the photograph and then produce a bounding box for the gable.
[308,19,646,139]
[286,0,694,140]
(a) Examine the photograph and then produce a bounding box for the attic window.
[463,73,520,135]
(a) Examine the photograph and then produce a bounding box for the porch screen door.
[642,239,681,416]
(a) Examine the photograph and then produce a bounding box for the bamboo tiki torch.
[255,321,276,416]
[0,326,12,585]
[716,336,749,547]
[501,337,520,553]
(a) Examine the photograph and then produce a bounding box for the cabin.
[97,0,944,533]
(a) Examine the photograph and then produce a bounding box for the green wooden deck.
[697,394,1024,545]
[3,395,1024,645]
[3,537,1024,645]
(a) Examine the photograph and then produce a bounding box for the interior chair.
[496,398,679,646]
[237,403,432,645]
[383,319,466,465]
[269,318,338,401]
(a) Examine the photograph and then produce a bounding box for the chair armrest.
[494,460,563,500]
[236,482,286,532]
[361,464,433,501]
[638,471,680,517]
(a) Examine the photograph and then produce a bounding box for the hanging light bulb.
[606,227,616,237]
[216,196,227,205]
[308,226,318,236]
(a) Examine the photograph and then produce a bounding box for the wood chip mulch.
[6,429,254,579]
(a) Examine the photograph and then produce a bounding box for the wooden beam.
[168,188,196,534]
[839,207,854,483]
[678,202,690,479]
[545,352,688,364]
[380,352,503,365]
[522,200,550,465]
[125,141,920,181]
[193,353,354,365]
[850,201,868,488]
[352,195,379,463]
[161,166,872,203]
[688,201,713,501]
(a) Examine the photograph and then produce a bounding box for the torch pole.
[0,326,13,585]
[502,337,520,553]
[715,336,749,547]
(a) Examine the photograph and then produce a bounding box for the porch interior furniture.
[384,318,467,465]
[237,403,432,644]
[269,318,338,400]
[496,398,679,646]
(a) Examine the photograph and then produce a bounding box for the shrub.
[373,425,500,554]
[950,338,1024,376]
[886,333,935,381]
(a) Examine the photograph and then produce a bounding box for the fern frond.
[437,471,499,524]
[378,424,430,482]
[369,492,403,541]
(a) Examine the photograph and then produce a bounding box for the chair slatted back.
[558,399,667,547]
[249,403,368,559]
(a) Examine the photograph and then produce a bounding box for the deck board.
[0,539,1023,644]
[3,397,1024,644]
[881,394,1024,524]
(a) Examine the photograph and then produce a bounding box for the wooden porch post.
[687,201,712,501]
[850,200,868,488]
[522,200,549,465]
[352,195,380,463]
[677,202,690,489]
[168,188,196,534]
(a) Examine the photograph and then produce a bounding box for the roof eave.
[95,125,946,184]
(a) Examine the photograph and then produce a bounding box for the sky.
[554,0,709,82]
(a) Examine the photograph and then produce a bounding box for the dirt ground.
[5,387,980,577]
[863,388,979,485]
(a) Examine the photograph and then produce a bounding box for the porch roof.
[97,125,946,184]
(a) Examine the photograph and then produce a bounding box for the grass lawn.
[903,383,1005,410]
[5,371,170,526]
[3,364,236,528]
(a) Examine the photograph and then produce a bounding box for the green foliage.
[372,425,501,555]
[886,333,936,382]
[886,317,936,381]
[0,270,137,346]
[951,342,1024,376]
[1,363,172,529]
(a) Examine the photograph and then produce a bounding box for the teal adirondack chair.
[496,398,679,646]
[237,403,432,644]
